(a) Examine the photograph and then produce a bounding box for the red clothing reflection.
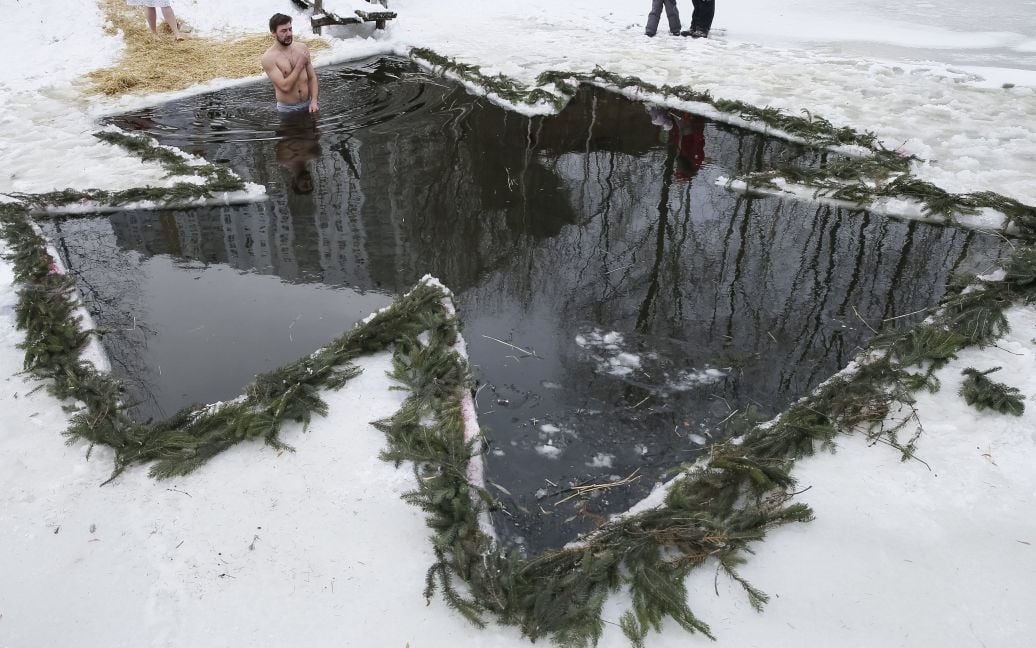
[670,113,706,181]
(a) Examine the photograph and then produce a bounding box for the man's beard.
[278,35,293,46]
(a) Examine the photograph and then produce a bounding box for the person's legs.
[663,0,682,35]
[144,7,158,35]
[645,0,664,36]
[691,0,715,36]
[159,6,182,39]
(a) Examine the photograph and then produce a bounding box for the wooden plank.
[355,6,396,30]
[312,14,361,29]
[355,10,396,20]
[312,0,323,34]
[355,10,396,21]
[295,0,396,34]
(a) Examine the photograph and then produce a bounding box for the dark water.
[49,57,1005,551]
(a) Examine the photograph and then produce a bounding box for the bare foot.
[174,34,184,41]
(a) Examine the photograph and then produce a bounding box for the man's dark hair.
[269,13,292,33]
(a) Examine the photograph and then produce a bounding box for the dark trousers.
[690,0,715,34]
[645,0,681,36]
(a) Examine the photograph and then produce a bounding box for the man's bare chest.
[274,51,305,75]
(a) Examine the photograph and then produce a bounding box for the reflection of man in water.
[276,113,322,194]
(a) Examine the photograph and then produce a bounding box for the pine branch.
[960,367,1025,416]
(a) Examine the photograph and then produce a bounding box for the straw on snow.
[87,0,329,96]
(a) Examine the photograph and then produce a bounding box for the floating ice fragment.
[615,352,641,368]
[587,453,614,468]
[535,443,563,459]
[540,423,561,434]
[669,367,727,391]
[576,327,650,378]
[607,364,633,377]
[688,434,707,445]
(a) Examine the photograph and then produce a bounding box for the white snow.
[322,0,391,17]
[2,1,1036,647]
[389,0,1036,206]
[680,307,1036,647]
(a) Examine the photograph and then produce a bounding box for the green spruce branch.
[2,201,449,481]
[8,187,1036,647]
[960,367,1026,416]
[411,48,567,111]
[366,229,1036,648]
[6,56,1036,646]
[7,131,247,214]
[742,163,1036,233]
[409,49,1036,234]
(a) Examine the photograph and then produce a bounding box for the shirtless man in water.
[261,14,320,114]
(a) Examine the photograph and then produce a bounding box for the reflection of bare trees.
[459,98,1005,549]
[44,218,163,419]
[100,76,1008,550]
[102,77,1005,429]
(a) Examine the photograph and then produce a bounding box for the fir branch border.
[2,55,1035,647]
[409,48,1036,235]
[1,198,459,480]
[7,185,1035,645]
[7,130,253,214]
